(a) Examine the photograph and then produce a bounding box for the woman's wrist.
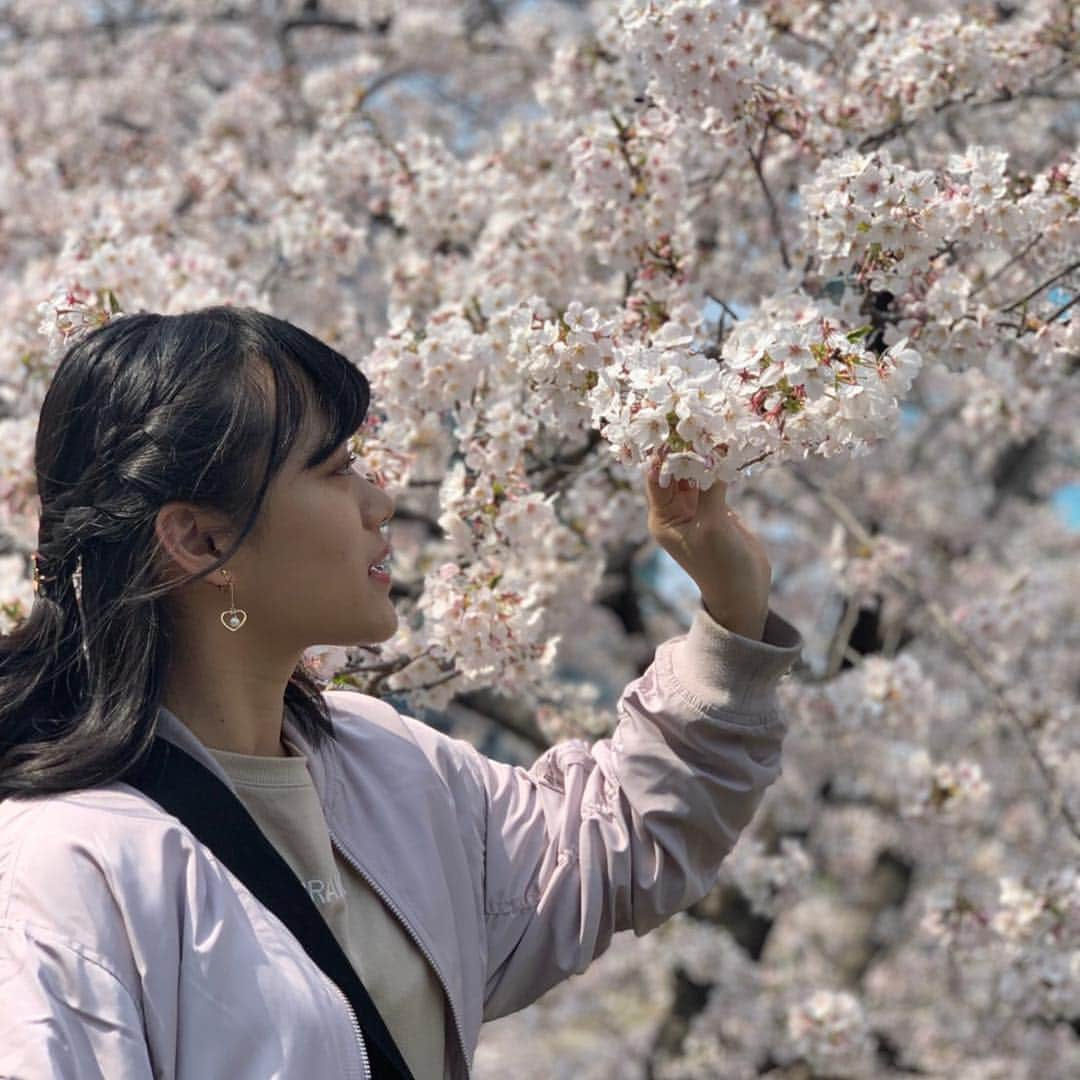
[700,594,768,641]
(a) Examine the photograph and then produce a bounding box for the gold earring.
[219,569,247,632]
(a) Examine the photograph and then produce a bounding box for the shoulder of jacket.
[0,783,249,919]
[0,782,194,847]
[323,686,407,733]
[0,785,214,993]
[322,688,486,791]
[0,784,218,894]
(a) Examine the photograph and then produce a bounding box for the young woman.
[0,307,802,1079]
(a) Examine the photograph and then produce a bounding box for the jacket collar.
[152,703,339,817]
[153,705,236,789]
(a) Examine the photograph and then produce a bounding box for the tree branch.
[969,232,1045,298]
[858,60,1074,153]
[453,686,550,752]
[1000,260,1080,314]
[705,291,742,324]
[280,16,372,36]
[1044,290,1079,325]
[825,595,864,678]
[749,134,791,271]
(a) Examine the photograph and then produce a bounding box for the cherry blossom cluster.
[366,314,487,428]
[568,108,691,272]
[784,989,877,1079]
[618,0,805,142]
[991,869,1080,1020]
[750,1,1075,159]
[504,291,923,489]
[33,227,266,362]
[717,292,923,468]
[886,149,1079,354]
[917,866,1080,1026]
[836,7,1073,135]
[800,147,1010,295]
[273,136,373,267]
[824,522,913,605]
[378,459,607,707]
[400,555,562,700]
[949,565,1058,670]
[820,652,939,740]
[810,803,899,885]
[0,416,40,554]
[384,132,494,256]
[36,285,125,357]
[895,753,991,821]
[534,18,642,120]
[719,834,814,920]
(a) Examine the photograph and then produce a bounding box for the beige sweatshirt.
[206,737,447,1080]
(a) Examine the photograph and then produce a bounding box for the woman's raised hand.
[644,452,772,641]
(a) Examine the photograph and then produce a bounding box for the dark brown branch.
[454,687,549,752]
[2,7,386,48]
[706,292,742,324]
[970,232,1045,297]
[736,449,776,472]
[609,110,645,191]
[775,26,836,62]
[280,16,372,35]
[100,113,152,135]
[526,429,604,496]
[1000,260,1080,313]
[1043,290,1079,326]
[749,134,791,271]
[356,66,417,107]
[858,60,1074,153]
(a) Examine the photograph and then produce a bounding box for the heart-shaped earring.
[219,569,248,632]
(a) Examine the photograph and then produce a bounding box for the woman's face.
[236,412,399,651]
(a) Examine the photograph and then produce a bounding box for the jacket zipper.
[327,975,372,1080]
[326,825,471,1080]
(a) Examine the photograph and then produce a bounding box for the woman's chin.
[361,607,399,645]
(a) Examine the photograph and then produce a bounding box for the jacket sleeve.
[0,922,155,1078]
[469,604,803,1021]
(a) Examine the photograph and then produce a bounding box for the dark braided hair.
[1,306,372,799]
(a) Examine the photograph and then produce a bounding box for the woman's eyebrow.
[301,432,341,471]
[303,422,362,470]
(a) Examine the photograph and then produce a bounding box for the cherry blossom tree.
[1,1,1077,1076]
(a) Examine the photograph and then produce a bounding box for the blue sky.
[1053,484,1080,529]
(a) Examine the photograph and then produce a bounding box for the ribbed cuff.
[662,604,804,717]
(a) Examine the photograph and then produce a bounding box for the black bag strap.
[121,735,415,1080]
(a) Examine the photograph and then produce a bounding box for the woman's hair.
[0,306,371,800]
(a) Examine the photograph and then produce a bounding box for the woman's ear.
[153,502,233,583]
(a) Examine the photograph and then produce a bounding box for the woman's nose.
[374,488,395,530]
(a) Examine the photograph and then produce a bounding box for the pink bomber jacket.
[0,604,802,1078]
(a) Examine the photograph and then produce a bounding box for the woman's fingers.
[644,452,729,524]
